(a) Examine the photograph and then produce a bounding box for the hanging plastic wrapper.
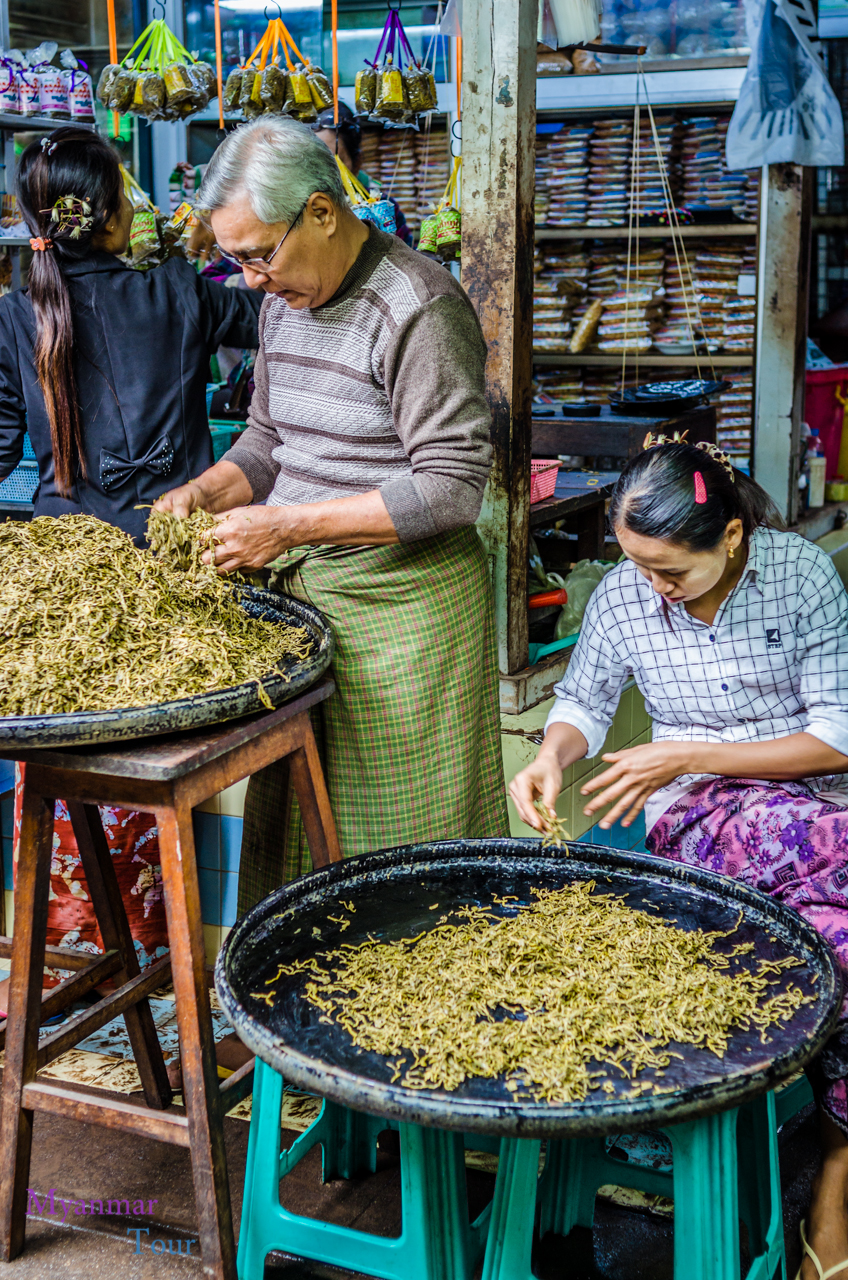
[35,43,67,119]
[355,6,438,126]
[0,50,20,114]
[726,0,844,168]
[424,155,461,259]
[335,156,397,235]
[60,49,95,123]
[96,18,217,122]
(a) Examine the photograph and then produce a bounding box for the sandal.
[796,1219,848,1280]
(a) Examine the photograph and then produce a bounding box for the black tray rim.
[216,838,842,1138]
[0,586,334,749]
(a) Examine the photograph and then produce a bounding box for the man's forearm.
[193,460,254,512]
[274,490,399,547]
[687,733,848,781]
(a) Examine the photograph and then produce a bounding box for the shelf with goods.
[531,102,759,472]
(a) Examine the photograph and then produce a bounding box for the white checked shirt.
[546,527,848,832]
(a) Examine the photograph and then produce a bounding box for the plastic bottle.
[808,428,827,508]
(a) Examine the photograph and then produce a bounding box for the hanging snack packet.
[374,56,407,121]
[96,63,120,106]
[403,63,429,112]
[39,59,69,119]
[61,50,94,122]
[238,65,261,117]
[163,59,194,106]
[306,62,333,109]
[186,61,213,110]
[259,62,286,113]
[223,66,242,110]
[133,69,165,115]
[0,51,20,114]
[106,65,136,113]
[129,208,160,263]
[16,63,41,116]
[354,65,376,115]
[288,63,316,120]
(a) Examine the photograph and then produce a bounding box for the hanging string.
[213,0,224,131]
[622,75,641,396]
[456,35,462,120]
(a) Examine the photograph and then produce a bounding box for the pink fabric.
[647,776,848,1132]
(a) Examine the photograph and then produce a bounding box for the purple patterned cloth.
[647,776,848,1133]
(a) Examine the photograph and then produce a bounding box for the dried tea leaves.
[0,513,313,716]
[268,881,808,1104]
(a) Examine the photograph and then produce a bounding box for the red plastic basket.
[530,459,559,504]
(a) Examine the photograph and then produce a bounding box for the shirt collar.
[642,525,766,616]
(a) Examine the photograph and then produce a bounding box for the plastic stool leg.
[538,1139,601,1237]
[321,1102,385,1181]
[481,1137,542,1280]
[237,1058,284,1280]
[664,1109,741,1280]
[399,1123,483,1280]
[738,1093,787,1280]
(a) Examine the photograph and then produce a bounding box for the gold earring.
[728,546,735,559]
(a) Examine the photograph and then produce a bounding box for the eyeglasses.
[215,200,308,272]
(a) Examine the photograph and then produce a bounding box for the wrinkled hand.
[508,754,563,831]
[152,481,205,519]
[581,741,695,829]
[203,506,287,574]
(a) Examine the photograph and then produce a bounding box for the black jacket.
[0,252,261,542]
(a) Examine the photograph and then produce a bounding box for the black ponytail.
[608,442,784,552]
[16,127,123,496]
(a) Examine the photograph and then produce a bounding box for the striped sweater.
[223,224,493,542]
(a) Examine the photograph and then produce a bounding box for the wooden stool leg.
[0,784,55,1261]
[156,797,236,1280]
[288,715,342,869]
[68,802,172,1111]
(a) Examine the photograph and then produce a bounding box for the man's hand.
[508,754,564,831]
[581,741,694,829]
[203,505,288,573]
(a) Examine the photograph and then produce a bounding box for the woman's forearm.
[539,722,591,771]
[688,733,848,781]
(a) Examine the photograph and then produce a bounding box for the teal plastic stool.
[481,1077,815,1280]
[237,1057,493,1280]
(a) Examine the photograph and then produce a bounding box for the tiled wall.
[192,779,248,960]
[501,680,652,854]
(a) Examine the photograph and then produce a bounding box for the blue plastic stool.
[237,1057,492,1280]
[481,1077,815,1280]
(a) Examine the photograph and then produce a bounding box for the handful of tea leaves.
[266,881,808,1104]
[0,513,312,716]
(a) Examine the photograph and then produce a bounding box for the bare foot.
[802,1116,848,1280]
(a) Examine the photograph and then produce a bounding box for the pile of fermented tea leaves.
[0,512,313,715]
[264,881,808,1104]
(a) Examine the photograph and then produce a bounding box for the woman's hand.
[204,506,287,573]
[509,754,564,831]
[581,741,695,829]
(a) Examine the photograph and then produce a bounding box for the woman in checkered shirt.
[511,439,848,1278]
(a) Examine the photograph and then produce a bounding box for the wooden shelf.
[528,487,613,530]
[533,352,753,367]
[535,224,757,240]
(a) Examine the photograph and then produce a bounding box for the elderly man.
[156,116,508,909]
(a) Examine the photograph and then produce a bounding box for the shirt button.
[721,683,728,691]
[709,635,715,642]
[738,718,745,723]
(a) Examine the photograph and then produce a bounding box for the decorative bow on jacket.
[99,436,175,492]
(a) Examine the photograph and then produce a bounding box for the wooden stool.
[0,677,341,1279]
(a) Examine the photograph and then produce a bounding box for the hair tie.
[693,471,707,504]
[40,137,58,156]
[695,440,735,482]
[29,236,52,251]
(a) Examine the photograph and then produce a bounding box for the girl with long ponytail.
[510,438,848,1277]
[0,126,262,1087]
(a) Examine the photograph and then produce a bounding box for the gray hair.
[197,116,346,227]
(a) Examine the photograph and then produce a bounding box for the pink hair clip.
[693,471,707,504]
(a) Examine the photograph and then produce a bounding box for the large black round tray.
[216,839,842,1139]
[0,586,334,749]
[609,378,731,416]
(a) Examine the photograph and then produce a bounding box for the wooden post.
[754,163,812,524]
[462,0,538,679]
